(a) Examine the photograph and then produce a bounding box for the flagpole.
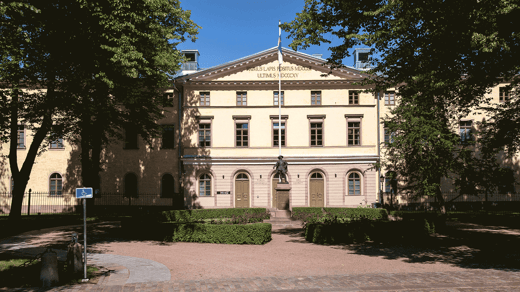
[278,20,282,182]
[278,20,282,157]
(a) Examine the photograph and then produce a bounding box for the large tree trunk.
[9,87,54,221]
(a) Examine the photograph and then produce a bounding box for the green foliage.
[292,207,387,228]
[283,0,520,213]
[305,221,375,244]
[161,208,269,223]
[165,223,272,245]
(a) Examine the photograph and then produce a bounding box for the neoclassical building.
[175,47,379,209]
[4,47,513,211]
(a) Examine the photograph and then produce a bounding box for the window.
[236,122,249,147]
[349,91,359,105]
[17,125,25,148]
[385,91,395,106]
[310,122,323,146]
[274,91,284,105]
[273,121,286,147]
[161,125,175,149]
[384,127,395,144]
[10,177,14,194]
[124,125,138,149]
[198,123,211,147]
[348,122,361,145]
[385,171,397,194]
[236,92,247,106]
[199,174,211,196]
[124,173,138,197]
[200,92,210,106]
[311,91,321,105]
[499,87,511,102]
[161,174,174,198]
[347,172,361,195]
[49,173,63,196]
[162,93,174,107]
[49,128,64,149]
[459,121,473,144]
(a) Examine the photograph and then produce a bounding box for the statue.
[273,155,288,183]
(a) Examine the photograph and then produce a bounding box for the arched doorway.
[309,172,324,207]
[235,173,250,208]
[272,173,289,210]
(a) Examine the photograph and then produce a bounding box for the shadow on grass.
[323,222,520,271]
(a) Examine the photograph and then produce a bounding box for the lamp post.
[379,174,385,207]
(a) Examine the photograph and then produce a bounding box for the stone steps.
[265,209,303,229]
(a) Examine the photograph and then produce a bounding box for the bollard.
[40,248,59,287]
[67,233,83,274]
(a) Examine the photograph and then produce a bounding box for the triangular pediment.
[177,47,369,83]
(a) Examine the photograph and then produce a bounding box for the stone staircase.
[263,209,303,229]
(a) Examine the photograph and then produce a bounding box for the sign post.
[76,187,93,281]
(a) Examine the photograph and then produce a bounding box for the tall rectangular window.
[236,122,249,147]
[273,91,284,105]
[49,127,64,149]
[236,92,247,106]
[198,123,211,147]
[460,121,472,144]
[385,91,395,106]
[17,125,25,148]
[348,122,361,145]
[349,91,359,105]
[162,125,174,149]
[500,87,511,102]
[200,92,210,106]
[124,126,138,149]
[273,121,286,147]
[311,91,321,105]
[384,128,395,144]
[162,93,174,107]
[310,122,323,146]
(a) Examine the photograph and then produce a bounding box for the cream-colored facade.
[176,48,379,209]
[8,47,514,211]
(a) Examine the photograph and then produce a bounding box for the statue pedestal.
[274,182,291,210]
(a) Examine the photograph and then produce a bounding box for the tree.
[0,0,199,220]
[283,0,520,214]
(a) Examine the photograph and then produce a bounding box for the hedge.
[305,218,441,245]
[166,222,272,244]
[292,207,388,223]
[161,208,269,223]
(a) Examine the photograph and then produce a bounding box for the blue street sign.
[76,187,93,199]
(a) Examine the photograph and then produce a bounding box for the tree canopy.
[0,0,199,220]
[283,0,520,213]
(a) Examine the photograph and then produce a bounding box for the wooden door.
[235,173,249,208]
[310,172,324,207]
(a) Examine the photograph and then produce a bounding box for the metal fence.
[0,191,182,215]
[383,192,520,211]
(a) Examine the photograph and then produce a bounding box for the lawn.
[0,255,101,288]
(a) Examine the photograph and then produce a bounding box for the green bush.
[292,207,388,227]
[305,220,375,244]
[166,222,271,244]
[162,208,269,223]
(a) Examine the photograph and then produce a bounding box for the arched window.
[199,174,211,197]
[311,172,323,179]
[124,173,138,197]
[49,173,63,196]
[161,174,175,198]
[347,172,361,196]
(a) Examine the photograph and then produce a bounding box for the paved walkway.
[1,221,519,291]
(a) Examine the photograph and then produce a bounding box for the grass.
[0,213,131,240]
[0,256,101,288]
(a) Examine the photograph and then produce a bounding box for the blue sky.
[176,0,355,69]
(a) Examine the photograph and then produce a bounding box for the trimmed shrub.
[305,220,375,244]
[162,208,269,223]
[166,222,272,244]
[292,207,388,228]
